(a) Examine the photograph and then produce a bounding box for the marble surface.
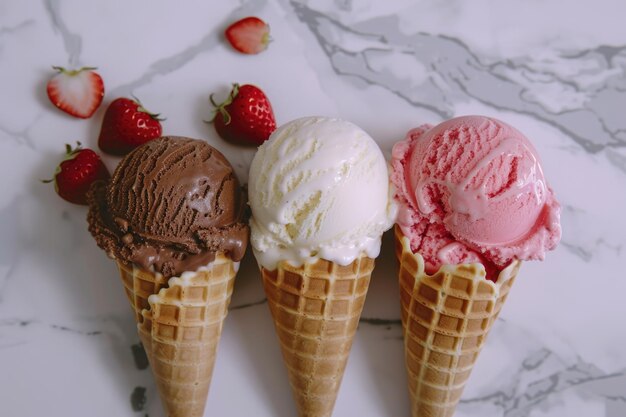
[1,1,625,416]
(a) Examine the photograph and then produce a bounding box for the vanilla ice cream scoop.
[249,116,395,270]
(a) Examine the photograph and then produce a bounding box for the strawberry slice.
[46,66,105,119]
[43,142,110,205]
[225,17,270,54]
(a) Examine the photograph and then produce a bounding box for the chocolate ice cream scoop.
[87,136,248,277]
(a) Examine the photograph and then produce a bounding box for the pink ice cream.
[391,115,561,280]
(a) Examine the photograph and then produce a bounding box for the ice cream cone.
[117,253,238,417]
[260,256,375,417]
[394,226,519,417]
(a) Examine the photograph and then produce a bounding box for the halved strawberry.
[43,142,110,205]
[46,66,104,118]
[225,17,270,54]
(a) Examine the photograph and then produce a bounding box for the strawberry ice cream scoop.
[391,116,561,279]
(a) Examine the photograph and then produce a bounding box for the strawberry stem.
[41,141,82,184]
[131,94,166,121]
[231,83,240,98]
[61,142,82,163]
[66,141,82,156]
[262,31,272,46]
[52,66,98,76]
[208,83,240,125]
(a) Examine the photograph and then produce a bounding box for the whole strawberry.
[210,84,276,146]
[225,17,270,54]
[98,97,163,155]
[43,142,110,205]
[46,66,104,119]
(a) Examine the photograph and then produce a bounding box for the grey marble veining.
[0,314,132,338]
[43,0,82,67]
[360,313,626,416]
[559,203,624,263]
[290,1,626,156]
[0,197,27,303]
[0,113,41,148]
[108,1,270,97]
[606,147,626,174]
[0,19,35,38]
[1,1,624,416]
[460,351,626,416]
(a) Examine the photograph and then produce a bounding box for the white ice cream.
[249,116,395,270]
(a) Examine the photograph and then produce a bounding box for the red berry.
[210,83,276,146]
[46,66,105,119]
[44,143,110,205]
[225,17,270,54]
[98,97,164,155]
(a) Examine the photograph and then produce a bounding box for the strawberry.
[210,83,276,146]
[46,66,104,119]
[225,17,270,54]
[43,142,110,205]
[98,97,164,155]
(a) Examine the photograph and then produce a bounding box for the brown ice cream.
[87,136,248,277]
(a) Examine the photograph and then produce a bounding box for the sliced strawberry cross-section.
[225,17,271,54]
[46,66,105,119]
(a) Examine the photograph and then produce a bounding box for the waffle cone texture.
[260,256,375,417]
[117,253,238,417]
[394,226,519,417]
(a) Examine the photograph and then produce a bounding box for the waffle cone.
[260,256,375,417]
[117,253,238,417]
[394,226,519,417]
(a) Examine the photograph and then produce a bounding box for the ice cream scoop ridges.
[391,115,561,275]
[87,136,248,277]
[249,116,396,270]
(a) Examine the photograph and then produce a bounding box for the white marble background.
[1,1,625,416]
